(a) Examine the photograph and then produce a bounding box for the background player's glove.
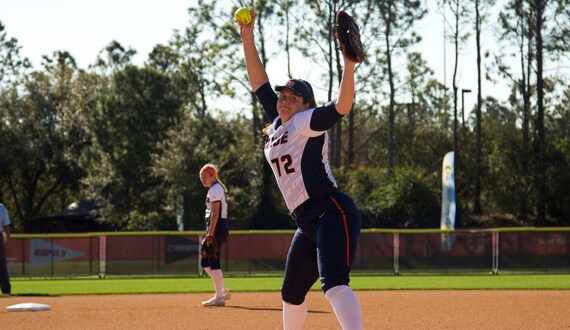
[200,235,219,259]
[335,11,364,63]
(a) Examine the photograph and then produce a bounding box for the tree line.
[0,0,568,233]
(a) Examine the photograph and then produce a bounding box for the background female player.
[237,10,363,330]
[199,164,231,307]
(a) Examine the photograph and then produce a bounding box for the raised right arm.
[238,11,269,92]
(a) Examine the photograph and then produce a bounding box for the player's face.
[277,89,309,122]
[199,171,214,187]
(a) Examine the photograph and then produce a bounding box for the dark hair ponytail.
[300,79,317,108]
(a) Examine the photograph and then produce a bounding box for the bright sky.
[0,0,195,68]
[1,0,515,114]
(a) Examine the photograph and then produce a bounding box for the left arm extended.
[334,57,357,115]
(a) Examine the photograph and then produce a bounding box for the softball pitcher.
[238,10,363,330]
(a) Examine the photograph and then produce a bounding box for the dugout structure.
[6,228,570,278]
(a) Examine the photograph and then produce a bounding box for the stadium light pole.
[461,89,472,127]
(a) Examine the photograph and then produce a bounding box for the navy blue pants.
[0,238,10,294]
[201,219,228,270]
[281,191,361,305]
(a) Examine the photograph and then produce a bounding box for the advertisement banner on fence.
[441,151,456,251]
[164,236,199,264]
[29,239,84,268]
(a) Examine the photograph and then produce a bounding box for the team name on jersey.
[264,131,289,149]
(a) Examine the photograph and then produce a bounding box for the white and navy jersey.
[205,183,228,219]
[255,83,344,212]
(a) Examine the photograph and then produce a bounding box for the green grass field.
[6,274,570,296]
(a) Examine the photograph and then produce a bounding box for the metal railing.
[7,228,570,278]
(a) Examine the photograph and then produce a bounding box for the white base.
[6,303,51,312]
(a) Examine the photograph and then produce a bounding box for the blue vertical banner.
[176,192,184,232]
[441,151,456,251]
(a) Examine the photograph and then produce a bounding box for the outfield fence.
[6,228,570,278]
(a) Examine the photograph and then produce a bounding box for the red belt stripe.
[329,196,350,267]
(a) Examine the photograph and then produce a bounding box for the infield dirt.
[2,290,570,329]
